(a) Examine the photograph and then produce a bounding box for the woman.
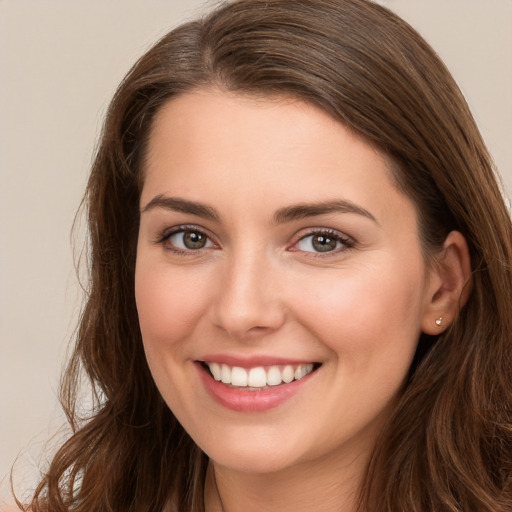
[24,0,512,511]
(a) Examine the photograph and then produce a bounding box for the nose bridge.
[211,244,284,339]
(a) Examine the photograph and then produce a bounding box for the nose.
[210,248,286,340]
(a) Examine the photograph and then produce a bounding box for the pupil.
[184,231,206,249]
[312,235,337,252]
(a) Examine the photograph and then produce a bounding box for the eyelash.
[291,228,355,257]
[154,226,355,257]
[155,225,216,255]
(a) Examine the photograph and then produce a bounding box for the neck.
[204,448,369,512]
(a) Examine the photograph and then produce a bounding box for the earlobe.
[421,231,472,335]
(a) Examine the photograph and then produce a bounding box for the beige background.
[1,0,511,506]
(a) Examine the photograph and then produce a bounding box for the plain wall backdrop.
[1,0,511,506]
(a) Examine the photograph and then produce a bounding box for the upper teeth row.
[206,362,314,388]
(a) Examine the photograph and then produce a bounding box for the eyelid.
[154,224,219,252]
[153,224,354,256]
[288,227,355,255]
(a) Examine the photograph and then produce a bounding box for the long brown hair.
[25,1,512,510]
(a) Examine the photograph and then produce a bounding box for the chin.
[200,430,306,474]
[209,450,296,475]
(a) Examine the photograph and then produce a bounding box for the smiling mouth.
[201,361,321,390]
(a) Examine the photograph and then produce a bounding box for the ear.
[421,231,472,334]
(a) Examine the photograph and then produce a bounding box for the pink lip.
[199,353,314,368]
[196,361,318,412]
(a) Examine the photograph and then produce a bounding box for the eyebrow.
[141,195,377,225]
[141,195,219,221]
[272,200,378,225]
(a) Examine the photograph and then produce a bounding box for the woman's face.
[135,90,437,474]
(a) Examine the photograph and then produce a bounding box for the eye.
[294,230,353,254]
[162,228,215,252]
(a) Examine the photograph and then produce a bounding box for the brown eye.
[167,229,214,251]
[311,234,338,252]
[183,231,207,249]
[295,231,352,254]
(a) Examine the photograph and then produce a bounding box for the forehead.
[144,89,378,171]
[141,89,414,228]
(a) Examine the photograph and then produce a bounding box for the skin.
[135,90,470,512]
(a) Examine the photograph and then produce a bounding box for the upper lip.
[198,354,319,368]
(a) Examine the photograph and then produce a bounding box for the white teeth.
[231,366,248,387]
[221,364,231,384]
[282,365,295,383]
[266,366,282,386]
[248,367,267,388]
[295,364,309,380]
[206,362,315,388]
[209,362,221,381]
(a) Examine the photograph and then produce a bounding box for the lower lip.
[197,364,316,412]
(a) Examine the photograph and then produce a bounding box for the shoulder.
[0,505,36,512]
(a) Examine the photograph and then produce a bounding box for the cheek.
[288,263,425,367]
[134,260,218,418]
[135,262,213,353]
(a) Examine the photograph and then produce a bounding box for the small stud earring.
[435,317,443,326]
